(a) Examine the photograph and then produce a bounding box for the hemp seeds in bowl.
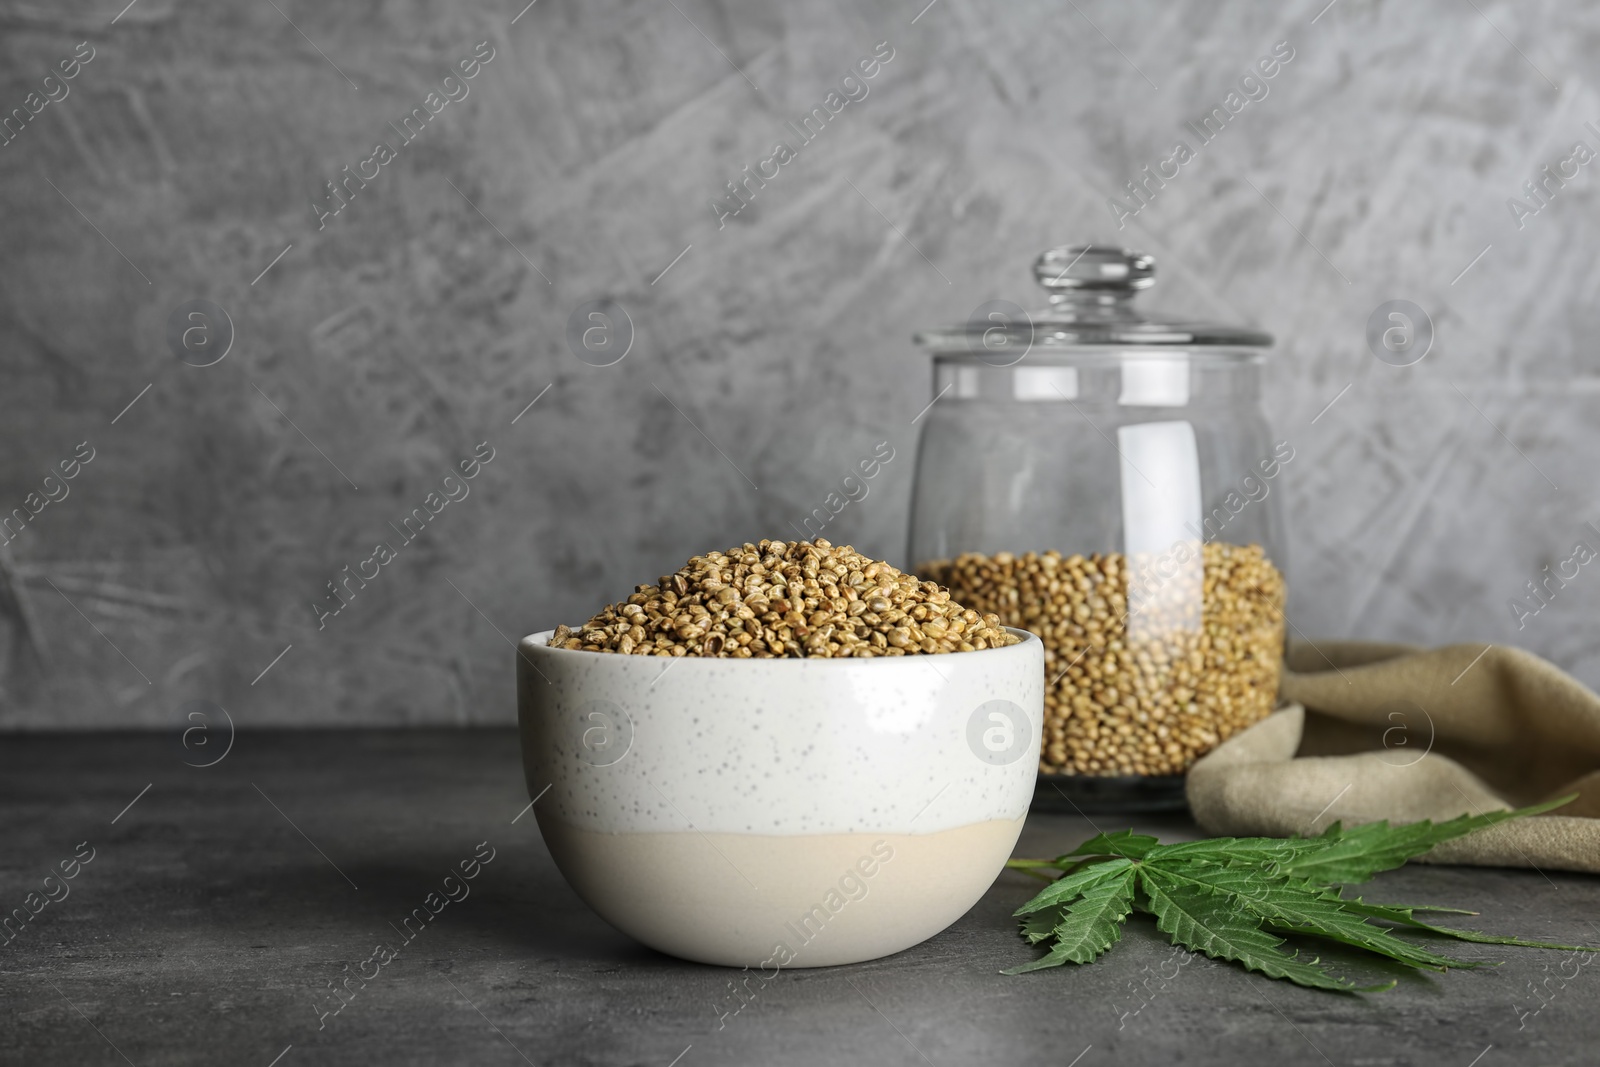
[522,538,1044,967]
[550,538,1019,659]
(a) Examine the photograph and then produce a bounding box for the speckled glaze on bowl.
[517,627,1043,968]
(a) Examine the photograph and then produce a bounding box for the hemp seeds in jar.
[907,244,1290,808]
[921,543,1285,777]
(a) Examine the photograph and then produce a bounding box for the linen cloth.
[1186,641,1600,873]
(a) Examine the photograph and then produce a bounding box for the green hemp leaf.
[1004,796,1589,991]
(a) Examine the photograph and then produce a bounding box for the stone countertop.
[2,730,1595,1066]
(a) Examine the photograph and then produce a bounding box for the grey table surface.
[2,730,1596,1067]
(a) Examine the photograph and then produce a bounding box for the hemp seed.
[554,538,1019,659]
[921,542,1285,777]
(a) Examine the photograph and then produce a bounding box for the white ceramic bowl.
[517,627,1043,968]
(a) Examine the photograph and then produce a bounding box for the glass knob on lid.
[913,243,1271,351]
[1033,245,1155,299]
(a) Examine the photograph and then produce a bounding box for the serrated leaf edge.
[1138,866,1390,992]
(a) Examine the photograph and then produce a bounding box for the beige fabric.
[1186,641,1600,873]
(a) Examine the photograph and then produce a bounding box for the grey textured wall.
[1,0,1595,728]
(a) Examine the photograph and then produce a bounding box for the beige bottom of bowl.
[538,814,1025,968]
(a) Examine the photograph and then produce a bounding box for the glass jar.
[908,245,1289,813]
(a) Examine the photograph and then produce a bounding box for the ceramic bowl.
[517,627,1043,968]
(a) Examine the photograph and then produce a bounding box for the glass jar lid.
[913,245,1273,353]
